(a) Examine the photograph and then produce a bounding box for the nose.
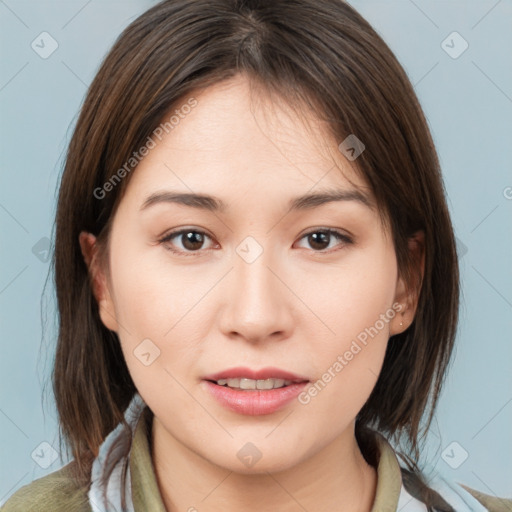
[218,245,295,344]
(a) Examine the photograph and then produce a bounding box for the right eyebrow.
[140,191,227,213]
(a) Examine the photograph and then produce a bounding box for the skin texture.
[80,75,424,512]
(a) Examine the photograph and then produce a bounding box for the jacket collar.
[129,404,167,512]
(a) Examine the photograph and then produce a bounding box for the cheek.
[112,267,210,426]
[107,239,215,390]
[109,236,208,338]
[296,251,396,412]
[300,247,397,345]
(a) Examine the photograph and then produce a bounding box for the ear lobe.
[78,231,118,332]
[391,230,425,335]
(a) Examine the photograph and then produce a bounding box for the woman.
[2,0,510,511]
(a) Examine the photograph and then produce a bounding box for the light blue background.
[1,0,511,505]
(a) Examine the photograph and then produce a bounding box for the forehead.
[123,75,373,208]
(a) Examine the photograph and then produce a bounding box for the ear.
[78,231,119,332]
[390,230,425,336]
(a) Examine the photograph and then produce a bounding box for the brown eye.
[296,229,353,252]
[307,231,330,250]
[159,228,215,256]
[179,231,206,251]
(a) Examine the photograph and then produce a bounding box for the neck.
[151,417,377,512]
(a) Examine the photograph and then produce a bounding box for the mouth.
[206,377,307,390]
[201,367,310,415]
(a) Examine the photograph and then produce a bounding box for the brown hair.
[51,0,459,509]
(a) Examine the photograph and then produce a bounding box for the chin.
[205,444,304,476]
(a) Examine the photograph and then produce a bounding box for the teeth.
[216,378,292,390]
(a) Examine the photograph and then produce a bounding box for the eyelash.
[158,228,353,257]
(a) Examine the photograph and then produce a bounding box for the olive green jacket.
[2,408,511,511]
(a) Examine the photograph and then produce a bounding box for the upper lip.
[203,366,310,383]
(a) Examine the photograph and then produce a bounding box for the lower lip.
[202,380,309,415]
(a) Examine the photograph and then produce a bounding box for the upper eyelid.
[160,228,214,243]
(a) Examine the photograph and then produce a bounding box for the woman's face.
[85,75,413,473]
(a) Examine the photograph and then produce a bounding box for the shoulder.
[1,462,92,512]
[428,475,512,512]
[395,457,510,511]
[461,484,512,512]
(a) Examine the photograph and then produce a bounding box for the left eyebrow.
[288,188,374,211]
[139,187,374,213]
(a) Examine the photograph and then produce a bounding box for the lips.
[201,366,310,415]
[203,366,310,383]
